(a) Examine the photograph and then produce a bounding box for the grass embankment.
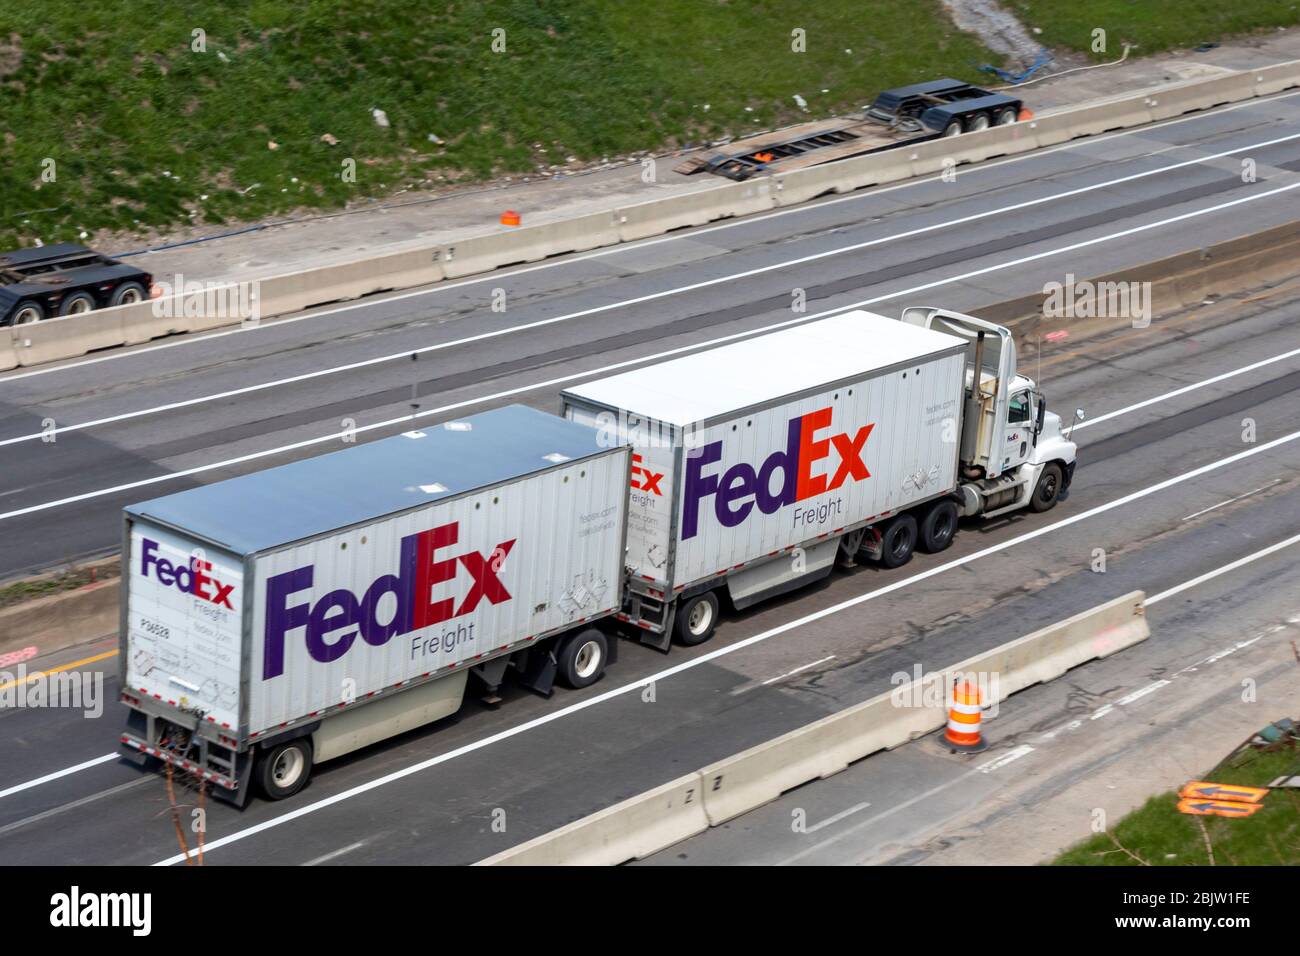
[0,0,997,250]
[1011,1,1300,59]
[1053,736,1300,865]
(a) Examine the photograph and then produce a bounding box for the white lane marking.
[0,752,120,800]
[1181,480,1283,520]
[4,92,1297,385]
[1075,348,1300,432]
[0,778,152,838]
[977,745,1035,773]
[1089,705,1115,720]
[762,655,836,685]
[14,178,1300,526]
[301,841,367,866]
[804,800,872,833]
[1146,529,1300,606]
[11,130,1300,445]
[152,428,1300,865]
[1115,680,1172,707]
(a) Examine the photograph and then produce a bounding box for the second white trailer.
[561,311,969,648]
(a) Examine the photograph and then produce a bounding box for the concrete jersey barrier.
[478,592,1148,863]
[475,772,710,866]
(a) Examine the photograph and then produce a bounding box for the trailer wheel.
[674,591,720,647]
[110,282,147,306]
[1030,463,1064,513]
[59,292,96,316]
[879,514,918,569]
[557,628,608,689]
[11,301,44,325]
[941,120,963,138]
[257,738,313,800]
[995,107,1018,126]
[965,112,991,132]
[919,500,959,553]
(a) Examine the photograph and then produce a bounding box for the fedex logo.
[630,453,664,496]
[140,538,235,609]
[262,521,514,680]
[682,407,874,539]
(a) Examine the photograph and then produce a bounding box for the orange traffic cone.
[1018,107,1035,122]
[501,210,521,226]
[943,680,988,753]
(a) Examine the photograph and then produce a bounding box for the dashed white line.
[1181,480,1283,520]
[0,753,120,800]
[804,801,873,833]
[977,744,1035,773]
[762,655,836,685]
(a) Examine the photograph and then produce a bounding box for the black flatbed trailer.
[0,243,154,326]
[676,78,1024,181]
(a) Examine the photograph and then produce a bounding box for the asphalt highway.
[0,93,1298,865]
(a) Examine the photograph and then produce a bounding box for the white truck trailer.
[561,308,1078,649]
[118,405,630,802]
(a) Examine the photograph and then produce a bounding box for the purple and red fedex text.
[261,521,514,679]
[682,407,874,539]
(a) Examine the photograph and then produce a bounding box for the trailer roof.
[124,404,612,555]
[562,310,965,427]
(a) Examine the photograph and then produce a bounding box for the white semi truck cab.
[900,306,1079,518]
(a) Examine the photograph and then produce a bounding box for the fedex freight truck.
[118,405,630,802]
[561,308,1078,649]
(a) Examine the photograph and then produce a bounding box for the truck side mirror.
[1034,395,1046,435]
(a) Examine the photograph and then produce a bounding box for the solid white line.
[152,426,1300,864]
[5,91,1297,385]
[762,655,836,685]
[0,752,120,800]
[1145,529,1300,606]
[1114,680,1172,707]
[804,800,872,833]
[1181,480,1282,520]
[14,178,1300,527]
[1076,348,1300,432]
[10,130,1300,447]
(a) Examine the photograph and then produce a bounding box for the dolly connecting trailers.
[561,309,1077,650]
[118,405,630,802]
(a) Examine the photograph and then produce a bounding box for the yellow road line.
[0,649,117,692]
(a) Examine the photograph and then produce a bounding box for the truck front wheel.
[257,738,313,800]
[879,514,918,568]
[674,591,720,647]
[1031,463,1064,513]
[557,628,608,689]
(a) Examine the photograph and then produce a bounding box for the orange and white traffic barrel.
[943,680,987,753]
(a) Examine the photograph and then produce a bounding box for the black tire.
[919,499,959,553]
[1031,462,1064,513]
[941,119,963,138]
[58,291,96,316]
[110,281,147,306]
[995,107,1018,126]
[556,628,608,689]
[10,301,44,325]
[878,513,918,569]
[674,591,720,647]
[965,111,992,132]
[257,738,313,800]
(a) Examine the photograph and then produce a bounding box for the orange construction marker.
[942,680,987,753]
